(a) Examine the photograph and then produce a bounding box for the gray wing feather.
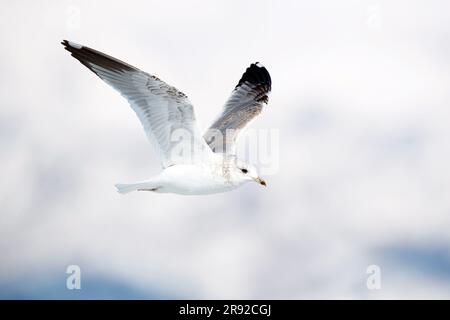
[204,62,271,154]
[62,40,211,168]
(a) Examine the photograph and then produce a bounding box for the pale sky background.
[1,0,450,299]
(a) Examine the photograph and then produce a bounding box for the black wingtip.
[235,62,271,103]
[61,39,82,51]
[237,62,271,89]
[61,40,137,74]
[61,39,69,50]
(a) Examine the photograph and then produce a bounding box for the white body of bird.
[116,159,246,195]
[62,40,271,195]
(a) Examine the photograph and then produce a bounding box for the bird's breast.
[157,164,238,195]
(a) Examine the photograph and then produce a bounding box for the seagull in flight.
[62,40,271,195]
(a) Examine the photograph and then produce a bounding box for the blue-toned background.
[1,0,450,299]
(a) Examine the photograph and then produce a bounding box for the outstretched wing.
[204,62,271,154]
[62,40,212,168]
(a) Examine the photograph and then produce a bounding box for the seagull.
[62,40,271,195]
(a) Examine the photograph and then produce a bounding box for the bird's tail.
[115,181,159,194]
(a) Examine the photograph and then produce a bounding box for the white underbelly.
[156,164,239,195]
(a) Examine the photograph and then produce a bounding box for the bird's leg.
[137,188,158,191]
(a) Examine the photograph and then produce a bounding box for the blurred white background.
[1,0,450,299]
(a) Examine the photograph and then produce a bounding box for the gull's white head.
[231,159,266,187]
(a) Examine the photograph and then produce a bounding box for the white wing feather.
[63,40,212,168]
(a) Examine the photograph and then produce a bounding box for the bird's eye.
[241,168,248,174]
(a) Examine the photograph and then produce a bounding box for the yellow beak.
[255,177,267,187]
